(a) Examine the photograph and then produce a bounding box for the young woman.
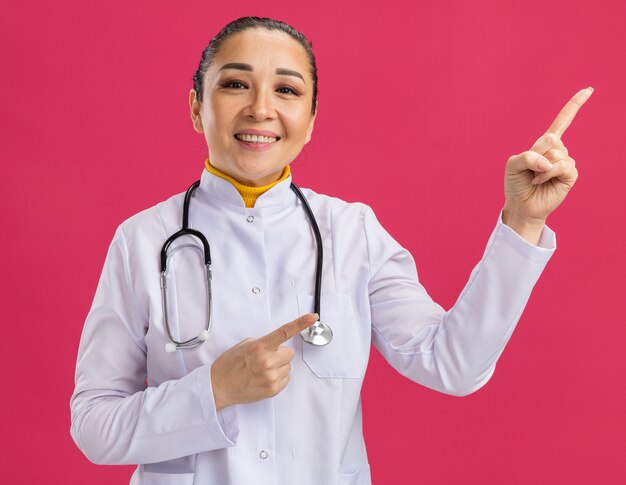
[70,16,592,485]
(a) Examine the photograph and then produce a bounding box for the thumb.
[507,151,553,175]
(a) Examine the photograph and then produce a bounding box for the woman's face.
[190,28,317,187]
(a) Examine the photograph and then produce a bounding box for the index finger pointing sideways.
[258,313,319,350]
[545,87,594,138]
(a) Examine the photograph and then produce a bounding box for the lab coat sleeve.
[366,208,556,396]
[70,226,239,465]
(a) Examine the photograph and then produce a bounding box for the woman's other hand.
[210,313,318,411]
[503,87,594,244]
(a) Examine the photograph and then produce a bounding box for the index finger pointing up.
[545,87,594,138]
[258,313,319,350]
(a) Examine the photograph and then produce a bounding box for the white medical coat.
[70,169,556,484]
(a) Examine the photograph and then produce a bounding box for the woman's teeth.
[235,133,278,143]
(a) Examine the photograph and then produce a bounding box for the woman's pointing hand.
[210,314,318,411]
[502,87,593,244]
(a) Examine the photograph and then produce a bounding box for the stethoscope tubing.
[160,179,329,351]
[289,183,323,316]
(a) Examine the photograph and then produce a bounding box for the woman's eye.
[277,86,299,96]
[222,81,247,89]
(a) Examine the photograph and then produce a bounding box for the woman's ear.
[189,89,204,134]
[304,101,318,144]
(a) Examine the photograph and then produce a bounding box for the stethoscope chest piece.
[300,320,333,346]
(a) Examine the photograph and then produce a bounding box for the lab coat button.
[259,450,269,459]
[252,287,261,294]
[246,215,254,223]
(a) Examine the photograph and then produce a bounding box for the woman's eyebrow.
[219,62,253,72]
[275,68,305,82]
[219,63,305,83]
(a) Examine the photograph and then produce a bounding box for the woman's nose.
[244,88,277,121]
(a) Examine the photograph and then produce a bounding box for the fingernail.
[311,313,319,321]
[538,159,552,171]
[587,86,594,93]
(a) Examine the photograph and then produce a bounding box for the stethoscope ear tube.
[160,182,214,352]
[160,228,211,272]
[161,181,211,273]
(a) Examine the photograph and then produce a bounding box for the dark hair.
[192,16,318,114]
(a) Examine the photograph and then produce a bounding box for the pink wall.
[2,0,624,483]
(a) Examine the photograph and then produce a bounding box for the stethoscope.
[160,180,333,352]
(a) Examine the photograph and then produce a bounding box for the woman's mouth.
[234,133,279,144]
[234,133,280,152]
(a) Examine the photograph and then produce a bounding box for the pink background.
[2,0,625,483]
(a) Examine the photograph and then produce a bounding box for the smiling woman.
[190,19,317,187]
[69,15,591,485]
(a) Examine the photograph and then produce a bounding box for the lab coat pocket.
[297,294,366,379]
[136,454,196,484]
[132,472,194,485]
[339,464,372,485]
